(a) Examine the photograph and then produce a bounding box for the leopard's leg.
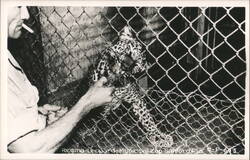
[106,84,174,149]
[101,86,127,117]
[154,131,173,149]
[118,84,174,149]
[101,97,121,117]
[132,100,173,149]
[101,83,138,117]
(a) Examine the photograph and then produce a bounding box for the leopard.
[88,26,173,149]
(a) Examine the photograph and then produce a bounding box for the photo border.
[1,0,249,160]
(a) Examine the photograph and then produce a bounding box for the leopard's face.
[90,26,147,87]
[108,27,147,75]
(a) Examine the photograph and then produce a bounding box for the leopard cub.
[88,26,173,148]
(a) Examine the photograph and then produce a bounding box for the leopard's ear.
[120,26,133,40]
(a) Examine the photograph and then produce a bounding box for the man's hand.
[38,104,68,125]
[8,79,111,153]
[85,77,114,109]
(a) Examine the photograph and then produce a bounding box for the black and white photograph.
[0,0,249,159]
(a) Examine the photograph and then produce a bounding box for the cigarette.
[22,23,34,34]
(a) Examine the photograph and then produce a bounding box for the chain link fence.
[21,6,246,154]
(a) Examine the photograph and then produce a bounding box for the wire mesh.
[32,6,246,154]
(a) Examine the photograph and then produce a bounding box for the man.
[7,6,114,153]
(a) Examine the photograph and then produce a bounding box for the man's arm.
[8,77,113,153]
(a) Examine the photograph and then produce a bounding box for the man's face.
[8,6,30,39]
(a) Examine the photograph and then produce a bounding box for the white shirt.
[7,50,45,145]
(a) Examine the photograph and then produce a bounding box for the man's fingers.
[95,77,108,87]
[56,107,68,117]
[43,104,61,111]
[109,86,115,95]
[105,87,115,103]
[38,107,49,115]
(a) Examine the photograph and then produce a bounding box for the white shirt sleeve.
[7,50,46,145]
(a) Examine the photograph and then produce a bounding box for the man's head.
[8,6,30,39]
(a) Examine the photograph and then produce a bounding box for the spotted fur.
[89,26,173,148]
